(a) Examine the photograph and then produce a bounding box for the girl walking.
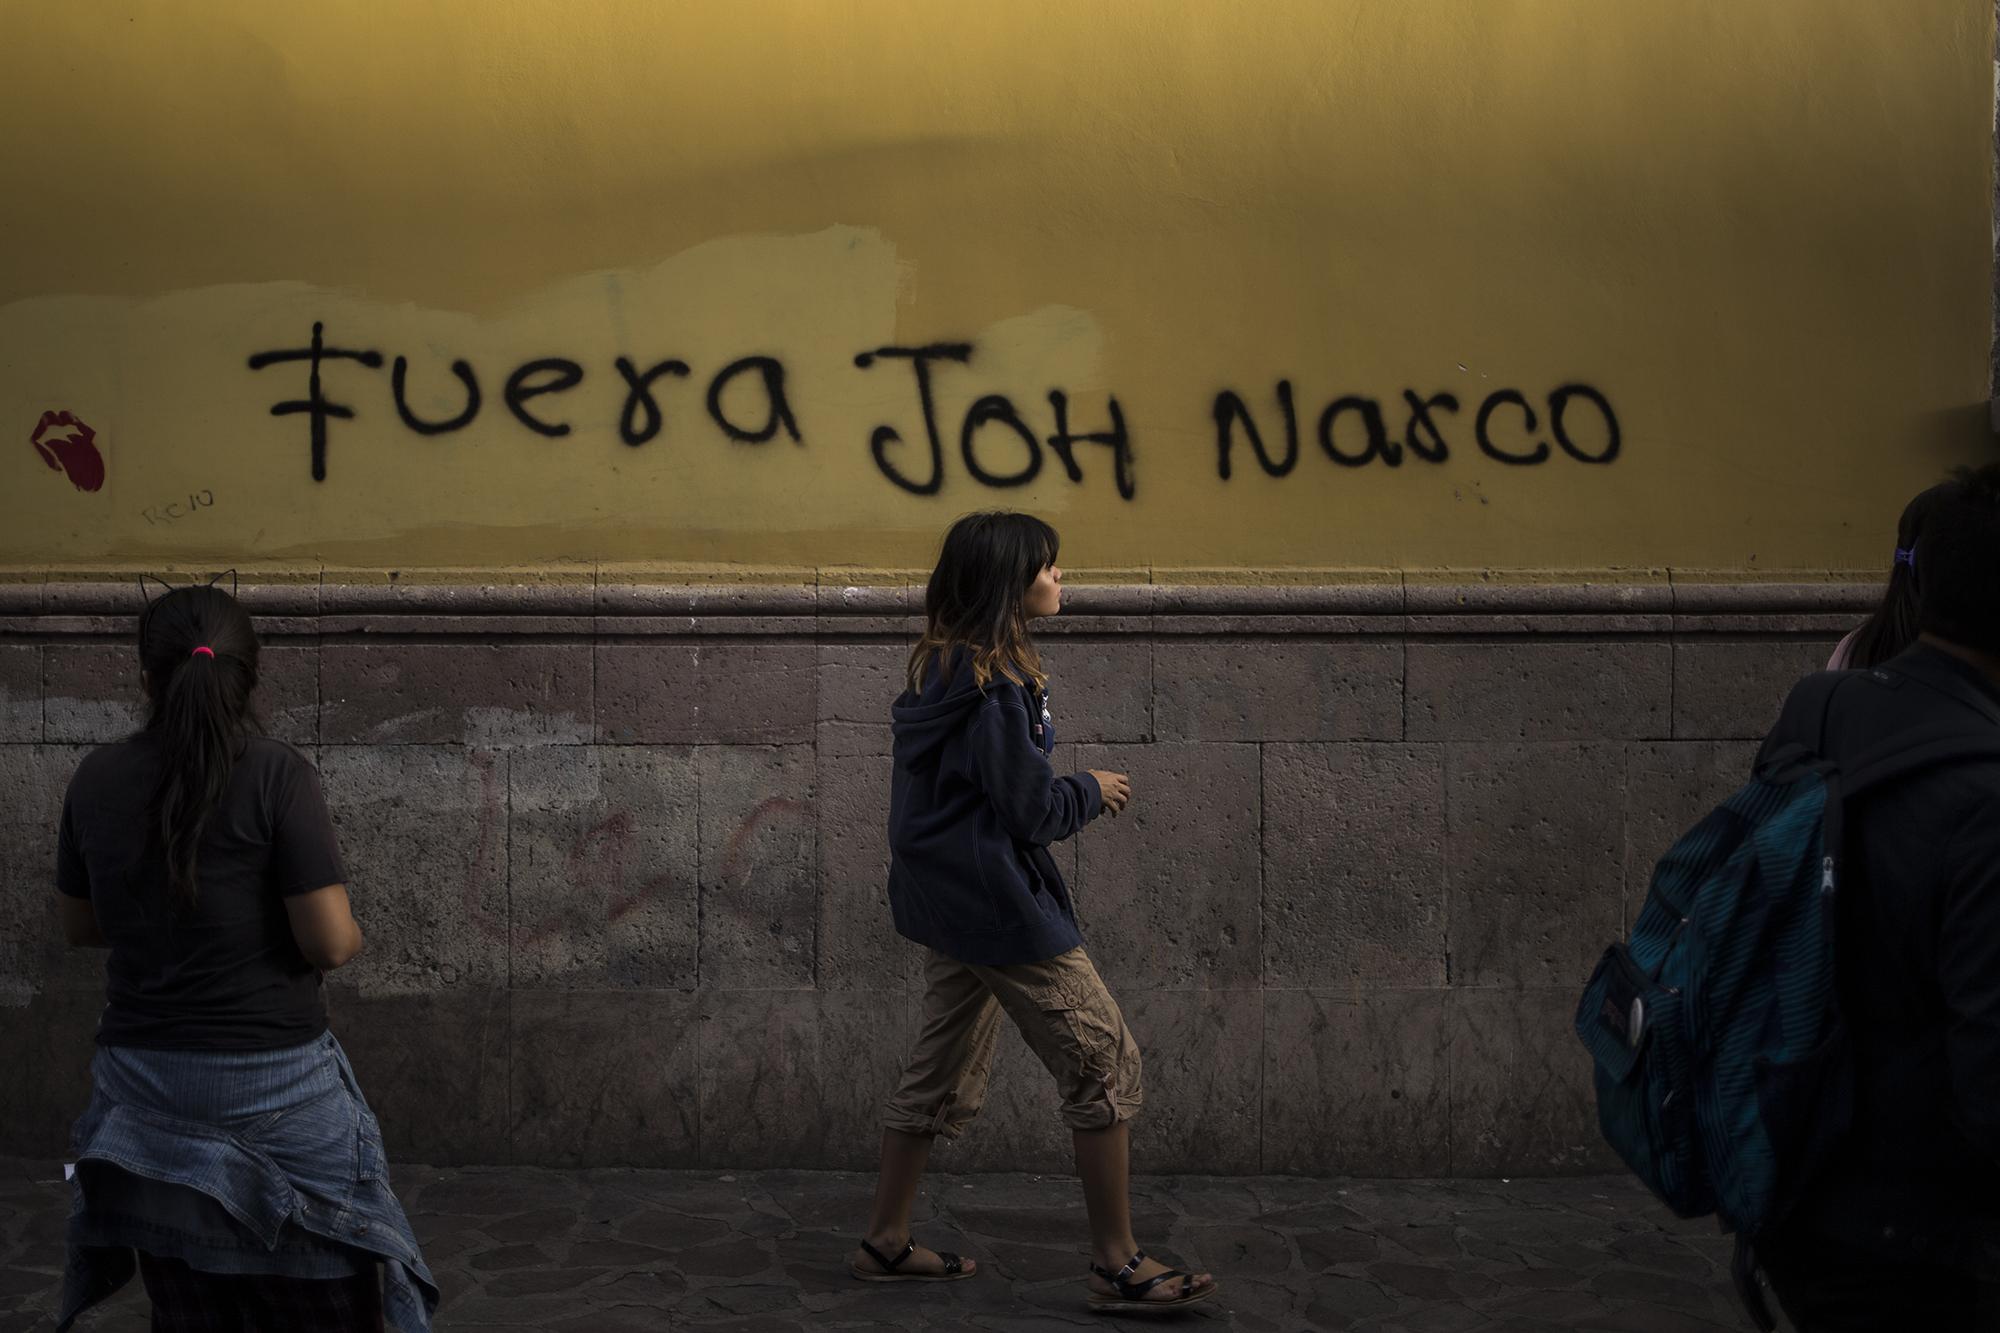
[849,512,1217,1315]
[54,584,435,1332]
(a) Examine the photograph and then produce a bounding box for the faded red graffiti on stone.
[30,410,105,492]
[452,759,801,944]
[456,755,679,945]
[558,808,675,936]
[721,796,806,886]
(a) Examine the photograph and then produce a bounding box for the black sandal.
[1087,1249,1215,1314]
[850,1236,973,1283]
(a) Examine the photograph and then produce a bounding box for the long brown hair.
[907,511,1059,693]
[138,585,262,909]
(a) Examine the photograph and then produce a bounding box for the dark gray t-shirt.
[57,735,346,1050]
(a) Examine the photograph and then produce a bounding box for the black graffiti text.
[140,488,216,526]
[245,324,1620,498]
[246,322,383,482]
[249,325,805,479]
[1215,382,1620,478]
[853,343,1136,500]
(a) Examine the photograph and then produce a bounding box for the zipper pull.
[1821,854,1836,895]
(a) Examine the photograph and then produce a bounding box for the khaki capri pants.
[883,946,1144,1138]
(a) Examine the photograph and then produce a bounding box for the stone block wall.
[0,575,1869,1175]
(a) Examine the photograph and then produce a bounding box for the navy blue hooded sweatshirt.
[887,649,1103,966]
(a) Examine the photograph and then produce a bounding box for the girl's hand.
[1089,770,1132,817]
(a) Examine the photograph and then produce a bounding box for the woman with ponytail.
[54,585,435,1332]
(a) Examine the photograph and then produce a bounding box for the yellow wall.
[1,0,1992,573]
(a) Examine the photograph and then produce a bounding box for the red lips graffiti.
[30,410,105,492]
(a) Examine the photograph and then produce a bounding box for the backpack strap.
[1801,694,2000,970]
[1763,664,2000,790]
[1825,654,2000,794]
[1756,671,1857,784]
[1807,726,2000,962]
[1839,730,2000,801]
[1874,658,2000,729]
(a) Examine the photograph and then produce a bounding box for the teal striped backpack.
[1575,669,2000,1328]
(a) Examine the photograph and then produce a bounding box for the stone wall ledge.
[0,574,1881,637]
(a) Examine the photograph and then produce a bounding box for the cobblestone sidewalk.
[1,1160,1770,1331]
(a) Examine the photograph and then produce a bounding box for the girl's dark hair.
[1916,462,2000,657]
[1844,480,1952,669]
[908,511,1060,693]
[137,585,261,909]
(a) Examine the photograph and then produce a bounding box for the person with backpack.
[53,583,436,1332]
[1578,465,2000,1331]
[1754,464,2000,1327]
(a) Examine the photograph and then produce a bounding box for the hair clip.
[1893,546,1916,570]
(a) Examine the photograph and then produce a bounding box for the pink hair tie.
[191,646,215,658]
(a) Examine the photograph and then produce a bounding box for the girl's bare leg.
[852,1128,977,1275]
[1074,1121,1214,1300]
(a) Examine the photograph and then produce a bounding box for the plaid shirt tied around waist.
[59,1030,437,1332]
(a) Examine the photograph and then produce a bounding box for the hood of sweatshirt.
[891,648,1000,768]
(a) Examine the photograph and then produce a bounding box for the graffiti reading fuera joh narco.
[248,323,1622,501]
